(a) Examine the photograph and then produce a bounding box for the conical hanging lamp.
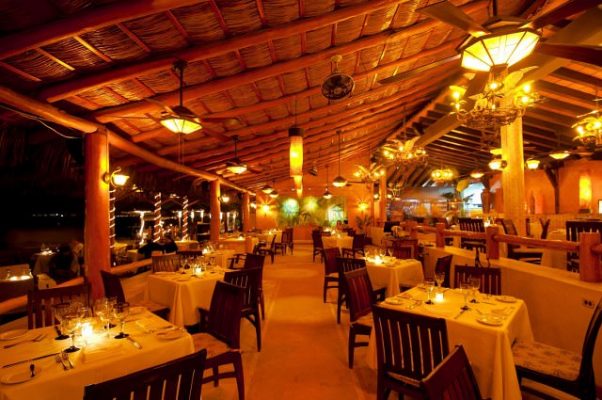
[332,131,347,188]
[160,60,202,134]
[226,135,247,174]
[269,179,279,199]
[323,164,332,199]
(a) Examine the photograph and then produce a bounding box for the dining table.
[219,236,258,253]
[322,235,353,252]
[175,240,199,251]
[146,269,225,327]
[0,311,194,400]
[366,287,534,400]
[364,256,424,297]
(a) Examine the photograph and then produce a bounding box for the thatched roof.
[0,0,600,191]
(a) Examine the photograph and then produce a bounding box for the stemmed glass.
[460,282,471,311]
[52,303,70,340]
[63,303,84,353]
[470,277,481,303]
[113,302,130,339]
[434,272,445,290]
[94,299,112,337]
[424,279,435,305]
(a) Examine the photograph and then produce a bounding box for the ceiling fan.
[112,60,236,141]
[216,135,262,176]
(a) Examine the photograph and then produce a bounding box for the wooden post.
[486,225,500,260]
[242,192,250,232]
[579,232,601,282]
[84,130,110,299]
[182,196,189,240]
[210,181,221,241]
[501,113,527,235]
[152,192,162,242]
[109,187,116,252]
[379,174,387,222]
[435,222,445,248]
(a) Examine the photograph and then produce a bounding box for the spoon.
[29,364,35,377]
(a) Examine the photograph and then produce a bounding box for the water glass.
[52,303,71,340]
[470,277,481,303]
[113,302,130,339]
[434,272,445,289]
[424,279,435,304]
[460,282,471,310]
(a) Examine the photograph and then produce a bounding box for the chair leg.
[348,328,355,368]
[271,252,274,263]
[246,313,262,351]
[323,279,327,303]
[233,352,245,400]
[376,376,387,400]
[337,291,343,324]
[313,250,316,262]
[212,366,219,386]
[259,292,265,320]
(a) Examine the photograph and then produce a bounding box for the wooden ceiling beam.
[0,0,202,60]
[551,67,602,89]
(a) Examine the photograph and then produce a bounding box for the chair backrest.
[243,253,265,270]
[312,230,323,248]
[434,255,453,288]
[224,268,260,311]
[323,248,340,276]
[343,268,374,322]
[286,227,294,244]
[421,345,482,400]
[152,254,181,273]
[539,218,551,240]
[280,230,288,244]
[0,279,35,303]
[391,238,417,259]
[372,305,449,381]
[336,257,366,280]
[352,234,366,250]
[84,349,207,400]
[458,218,485,233]
[27,282,91,329]
[578,298,602,386]
[454,265,502,295]
[566,220,602,242]
[206,281,244,349]
[100,270,126,303]
[501,219,518,236]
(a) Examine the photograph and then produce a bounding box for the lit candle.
[374,255,383,265]
[193,266,203,276]
[81,322,94,338]
[435,292,444,303]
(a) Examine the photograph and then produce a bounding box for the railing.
[398,220,601,283]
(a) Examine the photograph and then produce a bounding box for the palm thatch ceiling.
[0,0,600,192]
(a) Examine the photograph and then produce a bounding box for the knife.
[454,309,467,320]
[3,352,61,368]
[126,336,142,350]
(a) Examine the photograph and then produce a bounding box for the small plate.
[496,296,517,303]
[1,365,42,385]
[156,329,185,341]
[476,314,504,326]
[129,306,146,315]
[0,329,28,341]
[385,297,403,305]
[176,276,191,282]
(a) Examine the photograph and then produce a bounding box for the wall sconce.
[103,167,129,187]
[261,204,270,216]
[358,201,369,212]
[250,201,257,209]
[579,172,592,213]
[488,158,507,171]
[221,193,230,203]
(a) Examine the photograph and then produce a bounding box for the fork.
[56,355,68,371]
[3,333,46,349]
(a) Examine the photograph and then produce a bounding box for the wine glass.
[52,303,71,340]
[434,272,445,289]
[460,282,471,311]
[94,299,111,337]
[424,279,435,305]
[470,277,481,303]
[63,310,81,353]
[113,302,130,339]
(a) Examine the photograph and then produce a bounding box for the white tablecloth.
[322,236,353,251]
[540,229,567,269]
[175,240,199,251]
[366,257,424,297]
[528,222,542,239]
[367,288,533,400]
[204,250,235,269]
[219,237,258,253]
[147,271,224,326]
[0,312,194,400]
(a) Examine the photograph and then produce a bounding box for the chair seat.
[387,371,421,388]
[192,332,234,358]
[355,313,373,327]
[326,272,339,279]
[512,340,581,381]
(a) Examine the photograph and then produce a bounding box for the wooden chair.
[27,282,91,329]
[566,221,602,272]
[312,230,324,262]
[539,218,551,240]
[343,268,374,369]
[84,349,207,400]
[421,345,484,400]
[256,235,276,264]
[238,253,266,320]
[335,258,385,324]
[286,227,294,254]
[372,305,449,400]
[322,248,340,303]
[513,298,602,400]
[458,217,486,251]
[0,278,34,303]
[454,265,502,295]
[192,281,245,400]
[500,219,542,264]
[391,238,418,259]
[434,255,453,288]
[151,254,181,273]
[273,231,288,255]
[100,270,169,320]
[224,268,262,351]
[342,233,366,258]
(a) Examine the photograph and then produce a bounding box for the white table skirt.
[0,312,194,400]
[367,288,534,400]
[219,237,258,253]
[322,236,353,251]
[147,271,223,326]
[540,229,567,269]
[366,258,424,297]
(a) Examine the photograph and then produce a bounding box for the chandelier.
[572,99,601,146]
[353,163,385,183]
[380,136,428,166]
[386,185,403,201]
[431,167,455,184]
[450,69,540,129]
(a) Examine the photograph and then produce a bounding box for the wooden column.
[242,192,250,232]
[579,232,601,282]
[501,116,526,235]
[84,130,110,299]
[109,187,116,252]
[152,192,162,242]
[435,222,445,248]
[210,180,221,241]
[379,174,387,222]
[486,225,500,260]
[181,196,189,240]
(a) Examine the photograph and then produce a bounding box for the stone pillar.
[210,180,221,241]
[501,116,526,235]
[242,192,250,233]
[84,130,110,299]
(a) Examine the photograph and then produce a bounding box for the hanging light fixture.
[572,98,601,146]
[226,135,247,174]
[549,150,570,160]
[470,170,485,179]
[323,165,333,199]
[269,180,279,199]
[221,193,230,203]
[332,131,347,188]
[431,167,455,184]
[160,60,202,134]
[525,158,540,170]
[488,158,507,171]
[261,184,274,194]
[289,126,304,177]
